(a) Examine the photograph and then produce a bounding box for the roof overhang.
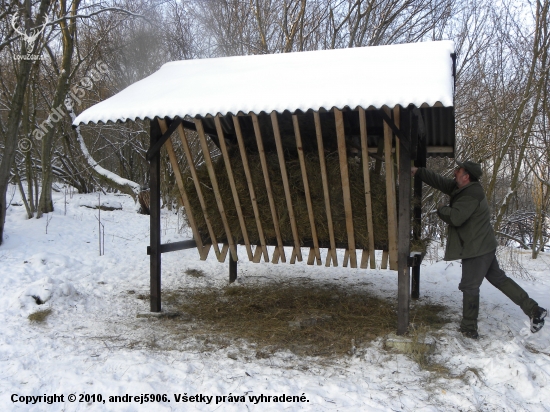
[73,41,455,126]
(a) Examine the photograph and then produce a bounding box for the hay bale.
[182,150,392,250]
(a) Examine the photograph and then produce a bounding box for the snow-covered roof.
[73,41,455,126]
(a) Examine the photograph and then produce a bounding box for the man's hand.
[411,166,418,176]
[437,200,447,209]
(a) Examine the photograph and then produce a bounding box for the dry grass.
[163,281,448,357]
[28,308,52,323]
[185,268,205,278]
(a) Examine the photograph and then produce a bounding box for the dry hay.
[28,308,52,322]
[169,281,448,357]
[182,151,393,250]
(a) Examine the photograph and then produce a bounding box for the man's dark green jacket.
[416,168,498,261]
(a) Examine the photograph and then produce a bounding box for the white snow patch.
[1,184,549,412]
[12,276,77,317]
[74,41,455,125]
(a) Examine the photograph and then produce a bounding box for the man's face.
[454,167,470,188]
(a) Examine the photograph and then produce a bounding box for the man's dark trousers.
[459,250,538,332]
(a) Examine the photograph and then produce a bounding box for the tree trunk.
[37,0,79,218]
[0,0,51,244]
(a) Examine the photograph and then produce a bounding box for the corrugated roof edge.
[73,102,451,127]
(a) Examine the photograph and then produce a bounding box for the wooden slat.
[381,250,389,269]
[343,249,350,267]
[335,109,357,268]
[383,107,398,270]
[195,118,238,262]
[271,112,302,263]
[359,108,376,269]
[253,244,265,263]
[394,106,401,176]
[233,116,269,262]
[360,249,370,268]
[176,124,222,260]
[214,116,253,261]
[272,246,282,264]
[314,112,338,267]
[307,247,317,265]
[412,114,425,299]
[374,138,384,175]
[293,115,321,265]
[426,146,454,153]
[158,119,210,260]
[219,243,229,262]
[252,113,286,263]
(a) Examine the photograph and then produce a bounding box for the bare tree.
[0,0,51,244]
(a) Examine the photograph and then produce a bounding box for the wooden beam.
[214,116,253,261]
[426,146,454,154]
[383,107,398,270]
[233,116,269,262]
[393,107,401,176]
[147,239,197,255]
[374,138,384,175]
[293,115,321,265]
[412,113,426,300]
[176,124,223,260]
[271,112,302,263]
[229,252,237,283]
[149,118,162,312]
[180,118,218,140]
[380,109,409,145]
[195,118,238,262]
[397,107,412,336]
[158,119,210,260]
[314,112,338,267]
[381,250,389,270]
[359,108,376,269]
[335,109,356,268]
[146,116,183,161]
[252,113,286,263]
[219,243,229,262]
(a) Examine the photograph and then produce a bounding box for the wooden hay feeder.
[74,41,456,334]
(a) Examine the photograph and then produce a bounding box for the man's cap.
[456,160,483,180]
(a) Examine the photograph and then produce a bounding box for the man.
[411,161,547,339]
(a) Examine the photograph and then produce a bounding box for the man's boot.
[460,293,479,339]
[494,278,537,317]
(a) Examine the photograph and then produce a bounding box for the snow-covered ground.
[1,185,549,411]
